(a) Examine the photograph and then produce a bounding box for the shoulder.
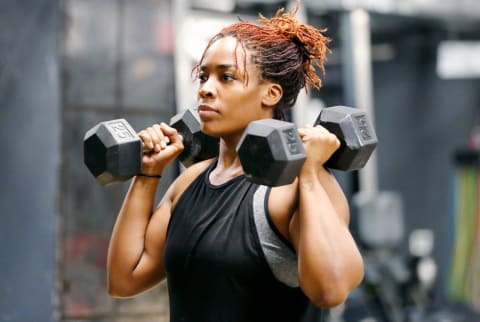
[267,179,299,243]
[170,158,215,208]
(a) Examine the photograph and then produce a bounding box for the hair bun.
[261,7,299,37]
[258,1,331,89]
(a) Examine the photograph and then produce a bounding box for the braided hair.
[193,0,330,120]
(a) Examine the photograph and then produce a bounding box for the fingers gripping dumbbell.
[83,109,219,185]
[237,106,377,186]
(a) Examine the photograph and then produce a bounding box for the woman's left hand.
[297,125,341,173]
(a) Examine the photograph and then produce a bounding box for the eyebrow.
[200,64,236,71]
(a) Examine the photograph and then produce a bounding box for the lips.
[198,104,218,113]
[197,104,219,119]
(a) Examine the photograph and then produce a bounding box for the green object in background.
[448,164,479,306]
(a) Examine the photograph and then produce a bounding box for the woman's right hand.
[137,122,184,176]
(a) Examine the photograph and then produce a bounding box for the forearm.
[314,168,350,224]
[296,169,364,306]
[107,176,161,289]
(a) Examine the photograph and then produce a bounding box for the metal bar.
[306,0,480,21]
[340,9,378,193]
[114,0,125,118]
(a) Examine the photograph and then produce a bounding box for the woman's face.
[195,36,276,142]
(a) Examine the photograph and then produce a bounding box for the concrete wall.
[0,1,59,321]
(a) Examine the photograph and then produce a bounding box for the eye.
[198,73,208,83]
[222,73,236,81]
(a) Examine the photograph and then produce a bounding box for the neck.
[209,138,244,185]
[219,136,241,164]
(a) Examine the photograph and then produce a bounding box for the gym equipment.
[315,105,377,171]
[237,119,306,186]
[83,109,219,185]
[170,110,219,166]
[237,105,377,186]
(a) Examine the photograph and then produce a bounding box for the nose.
[198,79,215,99]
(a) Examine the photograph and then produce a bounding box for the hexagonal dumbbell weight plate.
[237,119,306,186]
[315,106,377,171]
[169,109,219,167]
[83,119,142,185]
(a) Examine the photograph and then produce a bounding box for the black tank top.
[164,161,313,322]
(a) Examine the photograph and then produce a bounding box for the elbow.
[306,285,350,308]
[107,283,130,298]
[107,274,164,298]
[107,276,138,298]
[299,271,350,307]
[300,265,364,308]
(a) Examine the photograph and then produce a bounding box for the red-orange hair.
[193,1,331,119]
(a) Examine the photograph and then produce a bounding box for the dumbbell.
[237,105,377,186]
[83,109,219,185]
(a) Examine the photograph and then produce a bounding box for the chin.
[200,124,221,138]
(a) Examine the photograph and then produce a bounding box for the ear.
[261,83,283,108]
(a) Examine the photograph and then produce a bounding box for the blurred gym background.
[1,0,480,321]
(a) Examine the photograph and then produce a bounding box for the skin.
[107,36,364,307]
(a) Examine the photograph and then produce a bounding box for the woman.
[107,3,364,321]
